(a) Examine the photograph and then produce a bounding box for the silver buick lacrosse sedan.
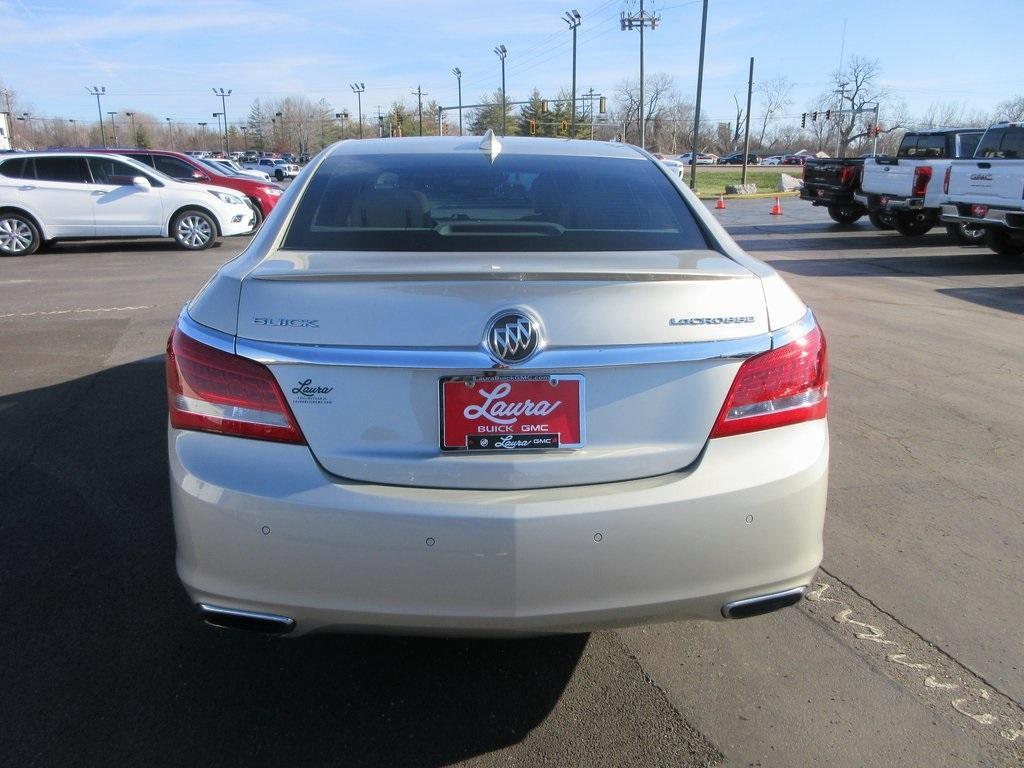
[167,133,828,636]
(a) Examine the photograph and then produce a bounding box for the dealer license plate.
[440,375,585,451]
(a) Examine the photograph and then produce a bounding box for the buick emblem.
[484,311,542,365]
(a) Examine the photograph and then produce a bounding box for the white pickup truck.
[941,122,1024,257]
[243,157,299,181]
[855,128,984,241]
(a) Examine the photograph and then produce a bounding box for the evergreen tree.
[246,99,268,151]
[468,90,516,136]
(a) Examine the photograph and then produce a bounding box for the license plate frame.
[439,374,585,452]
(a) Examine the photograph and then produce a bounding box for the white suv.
[0,152,256,255]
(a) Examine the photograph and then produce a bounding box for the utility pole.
[107,111,118,146]
[212,87,231,154]
[834,82,848,157]
[741,57,754,187]
[376,106,384,138]
[620,1,659,149]
[563,9,581,138]
[125,111,137,147]
[165,117,173,150]
[350,83,365,138]
[589,88,596,139]
[494,45,508,136]
[86,86,106,147]
[412,84,427,136]
[688,0,709,190]
[451,68,463,135]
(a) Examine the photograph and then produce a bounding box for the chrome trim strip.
[177,309,235,354]
[197,603,295,632]
[722,586,806,618]
[182,307,816,369]
[770,309,816,349]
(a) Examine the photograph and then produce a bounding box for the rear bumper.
[800,188,860,207]
[854,191,926,212]
[170,420,828,636]
[940,203,1024,231]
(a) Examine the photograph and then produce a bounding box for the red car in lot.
[91,149,284,228]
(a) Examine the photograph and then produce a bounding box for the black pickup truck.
[800,157,866,224]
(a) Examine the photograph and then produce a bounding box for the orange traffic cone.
[715,194,726,210]
[770,196,783,215]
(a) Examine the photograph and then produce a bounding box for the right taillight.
[839,166,855,186]
[710,325,828,438]
[166,327,305,444]
[943,166,952,194]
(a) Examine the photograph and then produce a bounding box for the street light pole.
[493,45,508,136]
[125,111,137,147]
[350,83,365,139]
[198,122,208,151]
[412,85,427,136]
[563,10,581,139]
[68,119,79,147]
[451,68,463,135]
[165,117,173,149]
[688,0,709,191]
[107,111,118,146]
[86,86,106,147]
[213,112,224,152]
[212,87,232,154]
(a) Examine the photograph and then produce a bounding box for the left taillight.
[710,325,828,438]
[166,327,305,444]
[912,165,932,197]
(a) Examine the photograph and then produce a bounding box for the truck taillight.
[710,325,828,438]
[971,204,989,218]
[912,166,932,198]
[839,166,855,186]
[943,166,951,194]
[166,328,305,444]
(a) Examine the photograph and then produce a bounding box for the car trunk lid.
[234,249,772,490]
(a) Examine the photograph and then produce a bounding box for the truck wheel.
[827,204,863,225]
[868,211,895,230]
[984,228,1024,258]
[275,169,285,181]
[894,211,934,237]
[945,222,985,246]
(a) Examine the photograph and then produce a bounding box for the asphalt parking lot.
[1,200,1022,767]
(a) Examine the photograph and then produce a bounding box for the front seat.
[347,176,430,228]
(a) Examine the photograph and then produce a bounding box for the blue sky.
[2,0,1021,128]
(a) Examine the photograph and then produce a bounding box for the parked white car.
[679,152,716,165]
[761,156,783,166]
[201,157,273,183]
[941,122,1024,256]
[167,134,829,637]
[244,157,299,180]
[0,152,255,254]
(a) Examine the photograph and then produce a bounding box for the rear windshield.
[976,127,1024,159]
[898,134,947,158]
[282,152,708,252]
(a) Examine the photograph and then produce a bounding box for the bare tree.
[995,95,1024,122]
[613,72,678,146]
[831,55,908,156]
[756,75,793,147]
[732,92,745,146]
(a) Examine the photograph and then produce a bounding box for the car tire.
[247,199,265,232]
[868,211,895,230]
[172,209,217,251]
[983,228,1024,258]
[945,222,985,246]
[827,205,863,225]
[275,169,285,181]
[0,212,41,256]
[894,211,934,237]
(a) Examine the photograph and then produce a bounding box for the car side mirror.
[192,171,209,181]
[132,176,152,189]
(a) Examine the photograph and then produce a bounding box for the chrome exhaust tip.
[197,603,295,635]
[722,586,806,619]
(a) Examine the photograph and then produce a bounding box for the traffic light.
[560,118,568,135]
[874,124,883,137]
[541,100,549,113]
[812,111,818,122]
[801,113,806,128]
[529,119,537,135]
[599,96,607,114]
[825,109,832,120]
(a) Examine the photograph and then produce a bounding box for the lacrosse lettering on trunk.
[441,375,584,450]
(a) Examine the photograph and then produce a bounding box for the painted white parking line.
[0,305,154,319]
